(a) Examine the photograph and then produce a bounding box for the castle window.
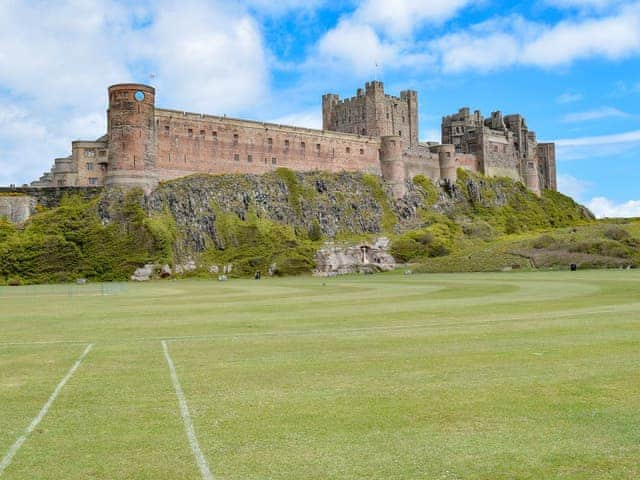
[86,162,94,171]
[301,141,306,150]
[284,139,290,149]
[233,133,239,145]
[57,179,66,186]
[200,130,205,137]
[188,128,193,137]
[316,143,321,152]
[212,131,217,140]
[346,147,351,154]
[271,157,277,165]
[85,149,95,158]
[234,154,240,162]
[164,126,170,135]
[386,113,389,119]
[88,177,98,185]
[361,128,366,135]
[402,116,405,122]
[360,148,364,155]
[398,131,402,136]
[99,150,106,157]
[247,154,253,163]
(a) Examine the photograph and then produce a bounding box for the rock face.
[146,172,405,256]
[96,170,592,276]
[131,264,154,281]
[0,195,36,224]
[314,237,396,276]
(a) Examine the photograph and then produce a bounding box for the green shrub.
[568,240,632,259]
[412,175,439,205]
[604,226,631,241]
[202,207,317,277]
[0,217,16,242]
[362,174,397,232]
[532,234,558,249]
[0,191,171,284]
[275,168,302,215]
[462,220,494,240]
[308,219,323,241]
[391,238,425,262]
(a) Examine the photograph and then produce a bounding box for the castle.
[29,82,556,197]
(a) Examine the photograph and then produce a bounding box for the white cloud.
[312,0,468,75]
[434,3,640,72]
[0,0,129,109]
[557,174,591,200]
[557,92,583,103]
[562,107,630,122]
[355,0,473,37]
[0,0,271,186]
[137,0,268,114]
[316,20,401,75]
[554,129,640,160]
[545,0,629,11]
[587,197,640,218]
[432,20,526,72]
[555,130,640,147]
[522,7,640,67]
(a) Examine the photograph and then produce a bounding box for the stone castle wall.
[153,109,381,183]
[25,81,556,199]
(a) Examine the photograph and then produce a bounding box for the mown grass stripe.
[0,343,93,477]
[162,340,214,480]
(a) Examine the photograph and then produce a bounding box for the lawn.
[1,270,639,479]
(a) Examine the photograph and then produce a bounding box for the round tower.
[437,144,457,182]
[379,135,405,198]
[525,159,541,196]
[105,83,157,192]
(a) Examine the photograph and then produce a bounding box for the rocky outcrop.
[0,195,36,224]
[314,237,396,276]
[146,172,404,255]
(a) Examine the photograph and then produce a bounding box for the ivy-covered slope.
[0,191,174,284]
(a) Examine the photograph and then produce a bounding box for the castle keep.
[30,82,556,197]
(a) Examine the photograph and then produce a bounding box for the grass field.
[1,270,639,479]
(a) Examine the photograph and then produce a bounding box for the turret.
[379,135,405,198]
[437,144,457,182]
[105,83,157,192]
[525,159,541,196]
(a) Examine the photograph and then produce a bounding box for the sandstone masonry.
[28,82,556,197]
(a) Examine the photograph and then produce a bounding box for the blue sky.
[0,0,639,217]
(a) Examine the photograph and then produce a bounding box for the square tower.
[322,81,418,148]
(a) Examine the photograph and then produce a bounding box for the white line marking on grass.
[0,343,93,477]
[162,340,214,480]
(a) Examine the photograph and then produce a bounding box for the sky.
[0,0,639,217]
